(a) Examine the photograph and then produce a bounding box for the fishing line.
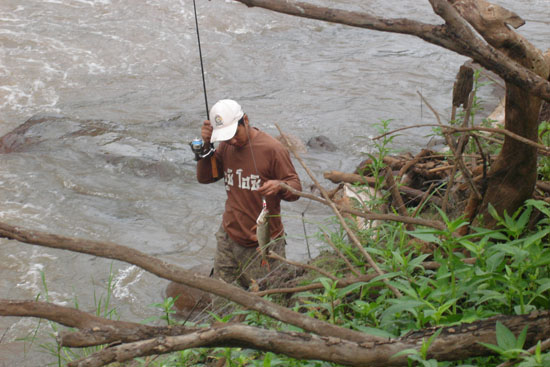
[302,204,312,260]
[191,0,209,119]
[246,125,262,192]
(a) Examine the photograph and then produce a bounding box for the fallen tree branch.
[322,171,443,207]
[0,221,375,344]
[67,311,550,367]
[0,300,198,347]
[267,250,338,281]
[4,297,549,367]
[372,124,550,153]
[280,182,446,231]
[235,0,550,102]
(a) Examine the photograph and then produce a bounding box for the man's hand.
[258,180,282,197]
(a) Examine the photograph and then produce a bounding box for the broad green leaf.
[536,278,550,295]
[382,300,425,321]
[491,243,529,260]
[353,325,396,339]
[534,253,550,267]
[496,321,517,350]
[475,290,507,305]
[478,341,505,355]
[408,232,441,244]
[368,271,401,284]
[486,252,505,272]
[521,228,550,248]
[336,282,369,298]
[408,254,431,269]
[391,348,419,359]
[488,204,501,222]
[516,325,528,349]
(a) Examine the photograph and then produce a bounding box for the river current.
[0,0,548,365]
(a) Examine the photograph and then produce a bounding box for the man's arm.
[257,146,301,201]
[196,120,222,183]
[197,154,222,183]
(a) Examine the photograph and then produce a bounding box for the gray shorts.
[213,225,286,290]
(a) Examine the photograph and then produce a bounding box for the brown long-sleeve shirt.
[197,129,301,247]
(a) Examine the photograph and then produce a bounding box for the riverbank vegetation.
[2,0,550,366]
[3,74,550,366]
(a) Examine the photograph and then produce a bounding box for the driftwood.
[280,182,447,230]
[324,170,443,207]
[64,311,550,367]
[2,298,550,367]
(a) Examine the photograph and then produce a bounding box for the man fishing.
[195,99,301,290]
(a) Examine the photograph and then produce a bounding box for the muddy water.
[0,0,548,365]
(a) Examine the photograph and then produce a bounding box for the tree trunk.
[476,84,542,226]
[449,0,550,226]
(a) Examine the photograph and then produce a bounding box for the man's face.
[227,120,248,147]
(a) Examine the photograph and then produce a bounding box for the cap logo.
[214,115,224,127]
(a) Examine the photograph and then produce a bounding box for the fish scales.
[256,202,270,269]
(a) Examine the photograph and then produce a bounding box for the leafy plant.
[144,296,179,326]
[393,328,443,367]
[478,322,529,361]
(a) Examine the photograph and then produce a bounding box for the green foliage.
[292,198,550,367]
[478,322,529,360]
[28,194,550,367]
[393,328,442,367]
[359,119,395,207]
[144,296,179,325]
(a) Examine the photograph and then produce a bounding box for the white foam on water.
[71,0,112,6]
[12,249,60,297]
[112,265,144,302]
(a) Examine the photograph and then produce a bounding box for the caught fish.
[256,199,270,269]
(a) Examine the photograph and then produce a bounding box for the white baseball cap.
[209,99,244,143]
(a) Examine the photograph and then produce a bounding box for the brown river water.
[0,0,548,365]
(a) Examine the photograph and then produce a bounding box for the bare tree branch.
[267,250,338,281]
[4,297,549,367]
[235,0,550,101]
[0,221,376,344]
[280,181,445,230]
[0,300,198,347]
[372,124,550,153]
[62,310,550,367]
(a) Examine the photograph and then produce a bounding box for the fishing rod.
[192,0,209,119]
[189,0,217,169]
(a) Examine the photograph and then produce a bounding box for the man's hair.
[237,115,245,126]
